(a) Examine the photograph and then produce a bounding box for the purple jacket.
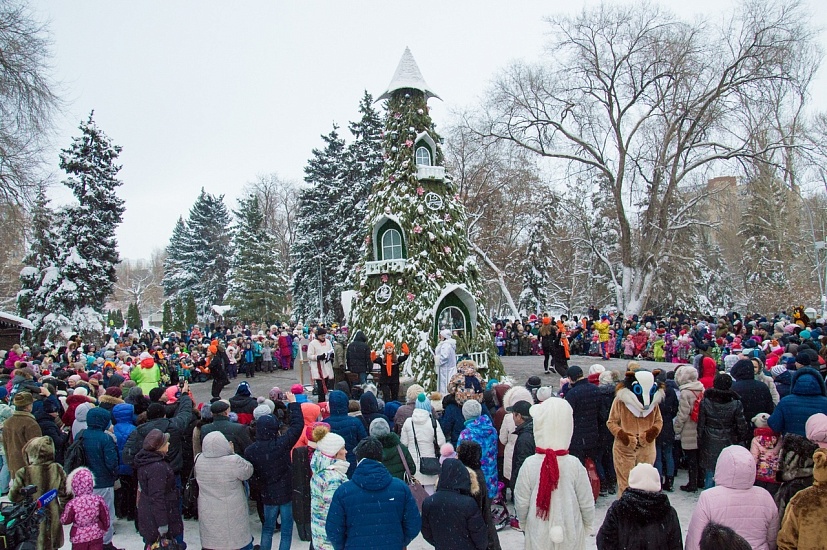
[685,445,779,550]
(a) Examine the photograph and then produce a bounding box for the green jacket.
[378,432,416,480]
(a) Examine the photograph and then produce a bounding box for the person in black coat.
[563,365,608,486]
[508,400,534,491]
[655,370,679,491]
[596,462,683,550]
[346,331,372,385]
[597,371,619,494]
[698,373,751,488]
[134,429,184,548]
[458,441,502,550]
[422,458,488,550]
[359,392,390,430]
[244,393,302,550]
[730,359,774,430]
[33,400,67,467]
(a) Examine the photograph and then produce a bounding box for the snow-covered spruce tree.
[163,189,232,318]
[349,49,501,389]
[339,92,385,287]
[228,194,288,323]
[17,188,60,339]
[34,113,125,341]
[290,125,348,323]
[162,216,197,298]
[518,221,551,315]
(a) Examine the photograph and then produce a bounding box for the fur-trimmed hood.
[23,436,55,465]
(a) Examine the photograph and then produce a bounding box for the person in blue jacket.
[82,407,121,550]
[326,390,367,476]
[326,437,421,550]
[111,403,137,521]
[768,367,827,436]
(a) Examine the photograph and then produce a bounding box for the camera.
[0,485,55,550]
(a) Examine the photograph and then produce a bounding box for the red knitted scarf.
[535,448,568,520]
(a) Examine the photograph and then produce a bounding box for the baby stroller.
[490,481,510,531]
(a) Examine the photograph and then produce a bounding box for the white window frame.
[381,228,403,260]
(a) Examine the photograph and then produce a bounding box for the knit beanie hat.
[628,463,661,492]
[462,399,482,420]
[770,365,787,378]
[290,384,304,395]
[406,384,425,404]
[415,393,431,412]
[269,387,283,401]
[73,386,88,397]
[806,413,827,449]
[236,381,251,396]
[253,404,271,421]
[105,387,122,398]
[813,449,827,483]
[354,436,383,461]
[369,417,390,437]
[316,432,346,458]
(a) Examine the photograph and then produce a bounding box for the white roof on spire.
[378,47,441,102]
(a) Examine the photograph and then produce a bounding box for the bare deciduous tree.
[477,0,817,314]
[244,173,300,273]
[0,0,59,204]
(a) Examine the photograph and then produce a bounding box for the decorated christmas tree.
[349,48,502,389]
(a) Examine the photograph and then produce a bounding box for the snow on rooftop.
[378,47,441,102]
[0,311,34,330]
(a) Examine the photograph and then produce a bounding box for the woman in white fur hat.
[514,397,595,550]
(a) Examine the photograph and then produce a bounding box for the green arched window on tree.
[375,218,407,261]
[435,292,472,339]
[415,146,432,166]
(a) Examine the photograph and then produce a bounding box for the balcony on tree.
[365,258,407,275]
[416,165,446,182]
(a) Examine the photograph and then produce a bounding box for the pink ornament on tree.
[397,279,403,285]
[416,187,425,196]
[406,292,415,301]
[404,139,414,148]
[444,213,452,222]
[394,112,402,119]
[389,175,396,183]
[443,246,452,254]
[413,225,423,234]
[381,274,389,283]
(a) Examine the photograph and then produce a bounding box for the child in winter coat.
[310,429,349,550]
[60,467,110,550]
[622,336,635,360]
[750,412,781,493]
[596,463,683,550]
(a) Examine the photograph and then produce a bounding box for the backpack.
[689,390,703,423]
[64,431,87,473]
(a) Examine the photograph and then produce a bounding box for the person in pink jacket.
[685,444,779,550]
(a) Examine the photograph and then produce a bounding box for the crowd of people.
[0,307,826,549]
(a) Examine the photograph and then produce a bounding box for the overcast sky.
[30,0,827,261]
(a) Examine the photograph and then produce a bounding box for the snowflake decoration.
[413,225,423,234]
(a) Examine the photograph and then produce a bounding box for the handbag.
[411,417,441,476]
[398,445,429,512]
[183,454,200,517]
[150,534,181,550]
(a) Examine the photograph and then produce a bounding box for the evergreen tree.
[162,190,232,318]
[228,194,288,323]
[162,300,173,333]
[185,293,198,328]
[23,113,125,342]
[115,309,124,328]
[17,188,60,339]
[290,125,348,322]
[162,217,195,297]
[518,219,551,315]
[173,296,186,332]
[338,91,385,296]
[126,302,142,330]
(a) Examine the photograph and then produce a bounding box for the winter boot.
[680,480,697,492]
[663,476,674,492]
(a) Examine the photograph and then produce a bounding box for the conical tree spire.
[378,47,441,102]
